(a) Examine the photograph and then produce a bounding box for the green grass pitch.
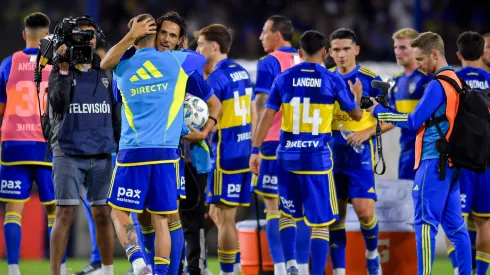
[1,257,455,274]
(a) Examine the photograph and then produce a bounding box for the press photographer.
[44,16,120,275]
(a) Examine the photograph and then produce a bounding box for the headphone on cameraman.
[76,15,108,50]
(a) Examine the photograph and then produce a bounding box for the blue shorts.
[107,162,178,214]
[0,165,54,204]
[399,148,416,180]
[206,169,252,206]
[252,158,279,198]
[334,169,377,201]
[412,159,464,230]
[278,166,338,227]
[460,168,490,217]
[178,157,186,199]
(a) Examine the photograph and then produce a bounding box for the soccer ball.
[183,94,209,128]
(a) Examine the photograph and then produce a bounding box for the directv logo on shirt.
[69,102,111,114]
[285,140,320,148]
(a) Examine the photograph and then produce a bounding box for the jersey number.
[234,87,253,126]
[292,53,301,65]
[290,97,322,135]
[15,80,48,117]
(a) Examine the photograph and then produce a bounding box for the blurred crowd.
[1,0,490,64]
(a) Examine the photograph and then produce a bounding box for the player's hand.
[182,124,208,142]
[347,128,374,147]
[367,97,379,114]
[129,17,157,40]
[249,154,261,175]
[55,44,69,71]
[348,78,363,102]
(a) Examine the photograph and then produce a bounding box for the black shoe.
[74,262,102,275]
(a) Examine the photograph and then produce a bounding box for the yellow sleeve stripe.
[394,71,403,78]
[359,67,378,78]
[166,52,189,131]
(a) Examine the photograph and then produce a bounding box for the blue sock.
[235,241,241,272]
[360,216,379,254]
[141,224,155,269]
[126,245,146,268]
[169,221,184,275]
[265,211,285,264]
[329,224,346,269]
[279,217,297,264]
[310,227,329,275]
[447,243,458,269]
[468,219,477,270]
[154,256,170,275]
[83,199,101,264]
[218,249,237,273]
[130,214,150,266]
[476,251,490,275]
[4,212,22,265]
[296,219,311,265]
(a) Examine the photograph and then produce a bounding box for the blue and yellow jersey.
[207,58,254,173]
[330,64,382,132]
[0,48,52,165]
[390,69,432,148]
[456,66,490,92]
[265,62,357,173]
[113,48,205,164]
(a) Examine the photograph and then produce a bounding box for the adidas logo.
[413,185,419,191]
[130,61,163,82]
[368,187,375,193]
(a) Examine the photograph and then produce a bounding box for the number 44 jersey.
[265,62,358,173]
[207,58,254,173]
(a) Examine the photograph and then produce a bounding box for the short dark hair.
[329,28,357,45]
[156,11,187,38]
[198,24,232,54]
[267,15,293,42]
[24,12,50,29]
[300,30,326,56]
[457,31,484,61]
[128,14,156,45]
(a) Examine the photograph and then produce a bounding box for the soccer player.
[0,12,67,275]
[482,33,490,72]
[250,30,363,275]
[327,28,383,275]
[369,31,472,275]
[453,31,490,275]
[253,15,311,274]
[387,28,432,180]
[195,24,255,275]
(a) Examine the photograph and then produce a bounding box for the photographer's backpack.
[430,74,490,178]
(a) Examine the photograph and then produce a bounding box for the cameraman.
[47,19,120,275]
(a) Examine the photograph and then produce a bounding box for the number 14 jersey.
[207,58,254,173]
[265,62,357,173]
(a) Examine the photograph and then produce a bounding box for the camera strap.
[374,120,386,175]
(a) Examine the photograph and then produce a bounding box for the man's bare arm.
[255,93,268,120]
[250,100,258,139]
[100,18,156,70]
